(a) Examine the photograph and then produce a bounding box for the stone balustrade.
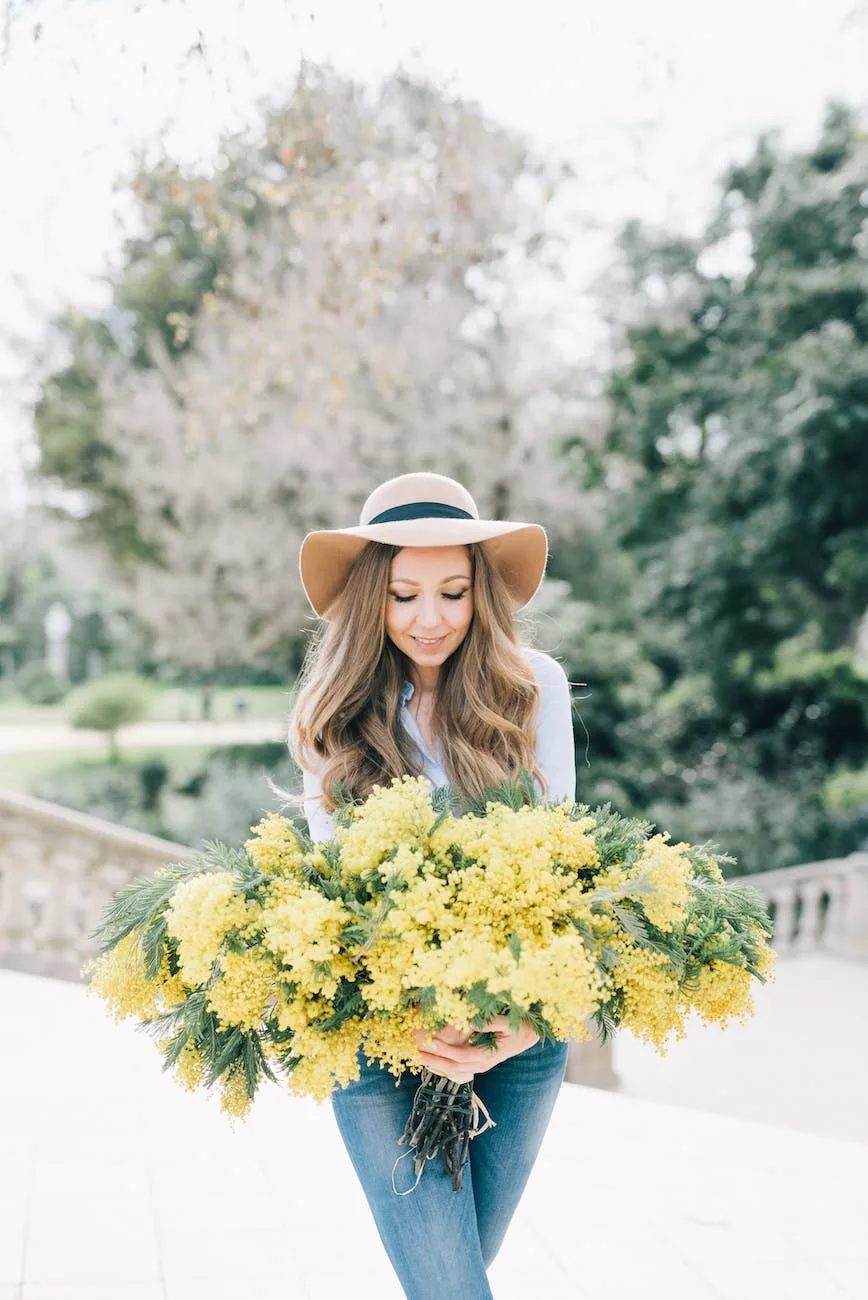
[0,786,194,982]
[727,852,868,960]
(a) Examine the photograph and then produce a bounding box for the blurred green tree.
[67,673,154,762]
[578,102,868,869]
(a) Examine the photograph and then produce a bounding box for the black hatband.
[367,501,475,526]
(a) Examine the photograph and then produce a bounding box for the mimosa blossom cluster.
[85,774,776,1118]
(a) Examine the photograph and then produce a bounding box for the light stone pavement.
[612,951,868,1144]
[0,963,865,1300]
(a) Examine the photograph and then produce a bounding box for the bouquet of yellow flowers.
[84,771,776,1192]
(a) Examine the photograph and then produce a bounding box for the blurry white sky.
[1,0,867,511]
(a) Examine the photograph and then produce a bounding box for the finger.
[433,1038,493,1064]
[421,1046,493,1078]
[438,1024,474,1044]
[413,1028,441,1050]
[421,1040,475,1060]
[422,1037,464,1063]
[419,1052,474,1083]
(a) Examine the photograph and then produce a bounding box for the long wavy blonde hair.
[287,540,549,817]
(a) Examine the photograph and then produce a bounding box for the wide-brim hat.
[299,471,548,620]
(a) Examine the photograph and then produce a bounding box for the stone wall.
[0,787,194,982]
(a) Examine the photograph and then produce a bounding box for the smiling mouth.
[412,635,447,647]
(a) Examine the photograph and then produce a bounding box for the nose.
[414,598,445,631]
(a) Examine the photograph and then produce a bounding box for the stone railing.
[727,852,868,960]
[0,787,194,981]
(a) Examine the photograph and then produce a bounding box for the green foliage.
[458,767,540,815]
[568,102,868,871]
[33,760,158,832]
[824,764,868,816]
[16,662,68,705]
[89,858,200,957]
[139,758,169,811]
[644,762,867,875]
[576,801,656,871]
[29,742,300,849]
[607,104,868,675]
[67,673,153,758]
[167,755,288,851]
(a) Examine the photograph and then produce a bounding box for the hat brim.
[299,519,548,619]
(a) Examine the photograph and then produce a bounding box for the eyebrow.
[389,574,471,586]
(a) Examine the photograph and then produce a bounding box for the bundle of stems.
[394,1072,494,1194]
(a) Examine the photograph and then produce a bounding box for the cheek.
[384,604,399,634]
[457,598,474,628]
[385,603,412,634]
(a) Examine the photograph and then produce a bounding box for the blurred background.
[1,0,868,1195]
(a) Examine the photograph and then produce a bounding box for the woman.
[289,471,576,1299]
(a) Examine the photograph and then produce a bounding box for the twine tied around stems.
[391,1072,496,1195]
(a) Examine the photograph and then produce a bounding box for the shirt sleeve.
[301,760,338,844]
[528,651,576,803]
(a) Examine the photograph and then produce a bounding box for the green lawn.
[149,685,294,722]
[0,684,294,725]
[0,744,220,793]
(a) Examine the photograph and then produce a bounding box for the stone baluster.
[818,874,845,951]
[79,871,116,969]
[32,848,86,973]
[768,884,799,953]
[791,878,825,953]
[0,840,36,958]
[838,857,868,960]
[566,1034,619,1090]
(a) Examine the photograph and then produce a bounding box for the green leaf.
[206,1026,245,1084]
[465,980,501,1020]
[403,984,437,1014]
[506,1004,524,1036]
[611,902,650,943]
[140,912,168,979]
[241,1035,259,1099]
[88,860,201,954]
[459,768,540,816]
[160,1027,191,1071]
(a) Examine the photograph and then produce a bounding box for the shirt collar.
[400,679,415,705]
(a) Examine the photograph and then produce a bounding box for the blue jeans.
[331,1036,570,1299]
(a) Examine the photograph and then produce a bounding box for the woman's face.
[384,545,474,673]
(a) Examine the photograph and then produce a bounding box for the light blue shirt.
[301,647,576,844]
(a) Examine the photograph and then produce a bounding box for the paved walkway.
[0,964,864,1300]
[0,720,286,754]
[612,951,868,1144]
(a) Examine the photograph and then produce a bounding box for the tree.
[31,64,598,696]
[582,102,868,869]
[67,673,153,762]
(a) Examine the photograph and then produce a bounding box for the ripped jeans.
[330,1036,570,1299]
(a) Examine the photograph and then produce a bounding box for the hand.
[412,1015,540,1083]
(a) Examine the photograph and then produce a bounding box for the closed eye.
[390,591,469,603]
